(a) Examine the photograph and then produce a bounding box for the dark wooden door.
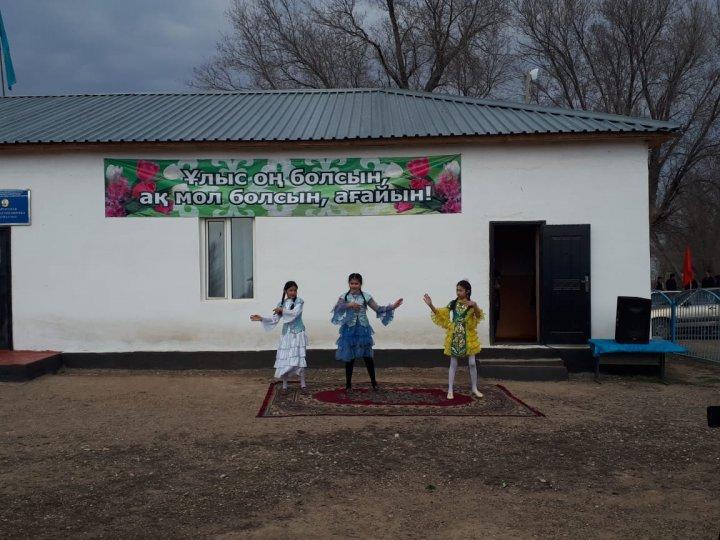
[541,225,590,344]
[0,227,11,349]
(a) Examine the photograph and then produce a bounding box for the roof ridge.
[0,88,384,99]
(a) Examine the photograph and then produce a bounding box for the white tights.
[281,368,306,389]
[448,356,478,393]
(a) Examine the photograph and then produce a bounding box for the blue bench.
[588,339,687,381]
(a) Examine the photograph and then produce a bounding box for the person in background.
[654,276,664,291]
[492,274,501,332]
[665,273,678,291]
[701,270,716,288]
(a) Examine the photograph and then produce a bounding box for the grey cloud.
[0,0,230,95]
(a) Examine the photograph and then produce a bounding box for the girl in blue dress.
[251,281,308,395]
[331,273,403,391]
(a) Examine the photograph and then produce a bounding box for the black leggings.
[345,357,377,389]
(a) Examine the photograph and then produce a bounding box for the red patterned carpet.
[257,382,544,418]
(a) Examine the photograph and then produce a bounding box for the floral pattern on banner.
[104,155,462,218]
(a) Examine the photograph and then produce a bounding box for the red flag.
[682,246,694,288]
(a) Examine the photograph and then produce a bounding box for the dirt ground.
[1,358,719,539]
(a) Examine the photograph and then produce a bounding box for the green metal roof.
[0,88,679,145]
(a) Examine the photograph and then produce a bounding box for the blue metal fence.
[651,288,720,363]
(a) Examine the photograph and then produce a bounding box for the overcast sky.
[0,0,231,96]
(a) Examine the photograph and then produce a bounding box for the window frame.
[200,217,255,301]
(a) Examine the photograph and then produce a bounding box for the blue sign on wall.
[0,189,31,225]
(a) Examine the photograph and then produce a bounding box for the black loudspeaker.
[708,406,720,428]
[615,296,651,344]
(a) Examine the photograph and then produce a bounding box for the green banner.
[104,155,461,217]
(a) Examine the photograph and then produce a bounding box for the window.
[204,218,254,299]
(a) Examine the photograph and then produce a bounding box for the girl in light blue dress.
[251,281,308,395]
[331,273,403,391]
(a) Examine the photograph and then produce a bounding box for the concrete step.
[0,350,62,381]
[478,357,568,381]
[479,357,565,366]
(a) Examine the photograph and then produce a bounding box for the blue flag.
[0,10,16,90]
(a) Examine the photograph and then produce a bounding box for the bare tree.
[445,24,515,96]
[514,0,720,256]
[193,0,515,97]
[654,166,720,278]
[194,0,374,90]
[195,0,720,271]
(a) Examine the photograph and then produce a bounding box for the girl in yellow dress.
[423,280,484,400]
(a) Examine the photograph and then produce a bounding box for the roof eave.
[0,129,678,152]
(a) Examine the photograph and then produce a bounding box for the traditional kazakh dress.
[261,297,308,378]
[331,292,395,361]
[431,301,484,357]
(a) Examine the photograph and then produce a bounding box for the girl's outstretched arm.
[367,297,402,326]
[423,294,438,314]
[250,312,280,331]
[367,298,403,312]
[427,296,452,330]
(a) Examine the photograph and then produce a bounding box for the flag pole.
[0,42,5,97]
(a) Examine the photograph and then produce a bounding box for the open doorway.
[490,222,541,344]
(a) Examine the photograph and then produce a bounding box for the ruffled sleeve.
[375,305,395,326]
[431,306,452,330]
[367,297,395,326]
[467,308,485,328]
[261,314,280,332]
[331,296,352,326]
[465,307,484,355]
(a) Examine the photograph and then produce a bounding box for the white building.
[0,89,677,364]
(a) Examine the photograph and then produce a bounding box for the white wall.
[0,141,650,352]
